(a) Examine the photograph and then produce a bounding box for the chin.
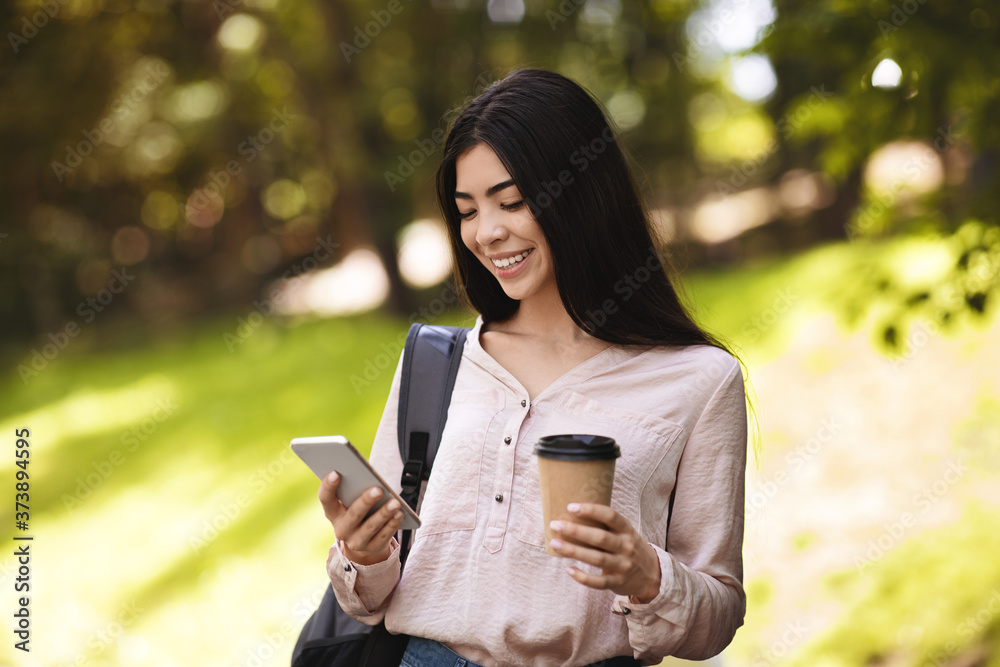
[501,283,542,302]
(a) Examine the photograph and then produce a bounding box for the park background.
[2,0,1000,665]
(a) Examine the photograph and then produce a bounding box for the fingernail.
[387,500,400,511]
[327,471,339,482]
[550,539,563,550]
[567,503,581,513]
[549,520,563,532]
[368,488,381,498]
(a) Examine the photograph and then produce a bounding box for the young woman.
[319,69,748,666]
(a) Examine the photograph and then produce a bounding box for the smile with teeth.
[492,248,534,269]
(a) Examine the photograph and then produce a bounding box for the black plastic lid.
[533,434,620,461]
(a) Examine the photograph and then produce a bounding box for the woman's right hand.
[319,471,404,566]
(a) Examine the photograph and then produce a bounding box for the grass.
[787,502,1000,667]
[1,237,997,666]
[0,310,471,666]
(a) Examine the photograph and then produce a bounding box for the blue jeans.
[399,636,639,667]
[400,637,483,667]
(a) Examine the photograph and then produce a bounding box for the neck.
[502,284,600,346]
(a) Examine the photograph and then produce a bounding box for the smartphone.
[290,435,421,531]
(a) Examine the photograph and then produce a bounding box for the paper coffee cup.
[533,434,620,556]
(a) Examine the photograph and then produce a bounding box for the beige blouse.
[327,314,747,666]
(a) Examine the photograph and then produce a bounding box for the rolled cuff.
[611,545,744,661]
[326,537,401,624]
[612,545,691,632]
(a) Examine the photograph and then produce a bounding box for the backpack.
[291,323,469,667]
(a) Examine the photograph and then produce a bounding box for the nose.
[475,208,509,248]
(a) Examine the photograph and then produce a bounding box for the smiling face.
[455,143,557,306]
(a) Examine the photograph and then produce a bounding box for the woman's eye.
[501,200,524,211]
[457,209,476,220]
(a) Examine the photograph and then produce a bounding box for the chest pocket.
[516,390,683,549]
[416,388,502,539]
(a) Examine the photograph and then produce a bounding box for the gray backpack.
[291,323,468,667]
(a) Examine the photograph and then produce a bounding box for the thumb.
[318,471,344,517]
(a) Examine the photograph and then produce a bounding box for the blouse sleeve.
[325,350,407,624]
[612,356,748,661]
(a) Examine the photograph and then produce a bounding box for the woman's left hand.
[549,503,662,603]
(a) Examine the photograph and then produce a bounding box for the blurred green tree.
[1,0,997,352]
[759,0,1000,344]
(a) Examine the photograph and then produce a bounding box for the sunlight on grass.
[0,374,178,474]
[787,503,1000,667]
[1,311,414,665]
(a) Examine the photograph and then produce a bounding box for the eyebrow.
[454,179,517,200]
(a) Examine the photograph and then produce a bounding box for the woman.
[320,69,748,666]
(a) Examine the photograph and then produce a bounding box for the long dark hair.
[436,68,723,350]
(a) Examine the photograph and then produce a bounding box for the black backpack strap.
[291,324,468,667]
[396,323,468,561]
[664,484,677,551]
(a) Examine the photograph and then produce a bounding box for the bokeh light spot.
[142,191,180,230]
[729,54,778,102]
[273,248,389,316]
[397,219,453,288]
[691,187,777,243]
[111,226,151,265]
[171,80,229,122]
[582,0,622,26]
[217,14,266,53]
[255,60,295,99]
[864,140,943,197]
[127,122,182,178]
[487,0,525,24]
[262,179,307,220]
[607,89,646,131]
[301,170,338,211]
[779,169,835,214]
[185,188,225,228]
[872,58,902,89]
[379,88,421,142]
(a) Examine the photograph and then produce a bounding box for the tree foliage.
[1,0,997,348]
[761,0,1000,343]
